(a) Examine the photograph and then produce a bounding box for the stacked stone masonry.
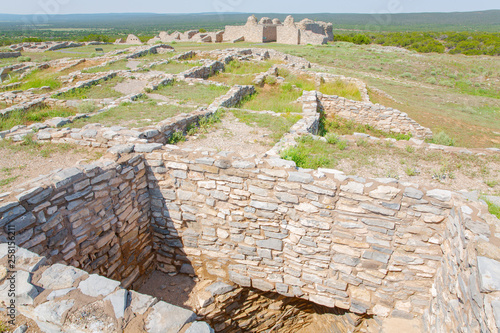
[320,94,433,139]
[1,45,500,332]
[0,156,154,290]
[0,245,212,332]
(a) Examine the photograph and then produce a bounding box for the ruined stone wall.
[262,26,278,42]
[0,155,154,289]
[423,196,500,332]
[0,52,21,59]
[320,94,433,139]
[0,245,211,332]
[276,26,300,45]
[224,25,265,43]
[145,145,472,318]
[300,31,329,45]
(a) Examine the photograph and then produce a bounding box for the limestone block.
[186,322,214,333]
[146,301,197,333]
[78,274,120,297]
[0,270,39,305]
[38,264,87,290]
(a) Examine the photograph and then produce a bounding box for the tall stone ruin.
[224,15,333,45]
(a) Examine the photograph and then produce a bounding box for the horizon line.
[0,9,499,16]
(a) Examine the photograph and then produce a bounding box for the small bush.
[426,77,437,85]
[337,140,348,150]
[199,28,207,33]
[167,131,186,144]
[406,145,415,153]
[432,131,455,146]
[325,133,339,144]
[405,167,419,176]
[77,101,98,114]
[18,56,31,62]
[264,75,277,85]
[439,80,455,88]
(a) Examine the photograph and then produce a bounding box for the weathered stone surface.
[478,257,500,292]
[34,299,75,325]
[185,322,214,333]
[0,270,38,305]
[108,144,135,154]
[288,172,313,183]
[38,264,87,290]
[426,189,452,202]
[78,274,120,297]
[369,186,401,200]
[130,290,157,315]
[205,282,235,296]
[104,289,128,319]
[146,301,197,333]
[256,238,283,251]
[134,143,163,153]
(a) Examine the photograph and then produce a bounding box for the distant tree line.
[1,29,499,56]
[334,31,500,56]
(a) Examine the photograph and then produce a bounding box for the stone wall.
[0,52,21,59]
[224,25,266,43]
[320,94,433,139]
[0,155,154,289]
[423,194,500,332]
[0,246,212,332]
[145,144,478,318]
[276,26,300,45]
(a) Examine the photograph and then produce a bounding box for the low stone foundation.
[320,94,433,139]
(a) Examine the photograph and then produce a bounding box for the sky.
[0,0,498,15]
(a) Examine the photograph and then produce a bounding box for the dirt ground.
[178,112,274,156]
[0,147,104,194]
[137,271,199,311]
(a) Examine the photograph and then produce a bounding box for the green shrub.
[337,140,348,150]
[325,133,339,144]
[18,56,31,62]
[405,167,419,176]
[199,28,207,33]
[426,77,437,85]
[484,199,500,219]
[432,131,455,146]
[167,131,186,144]
[77,101,98,114]
[439,80,455,88]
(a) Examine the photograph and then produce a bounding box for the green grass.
[224,60,276,75]
[319,80,362,101]
[150,61,201,74]
[53,76,124,100]
[209,73,256,86]
[0,105,76,131]
[68,101,195,128]
[264,42,500,148]
[0,102,7,110]
[82,59,129,73]
[281,135,341,169]
[484,199,500,219]
[321,116,412,140]
[430,131,456,146]
[18,69,62,91]
[0,133,102,159]
[155,81,229,106]
[231,110,302,143]
[237,83,303,113]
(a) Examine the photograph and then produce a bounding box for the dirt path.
[113,79,148,95]
[178,112,274,156]
[126,60,141,70]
